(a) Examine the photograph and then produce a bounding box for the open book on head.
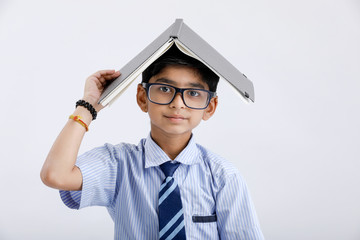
[99,19,255,106]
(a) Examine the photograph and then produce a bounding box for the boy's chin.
[152,126,193,138]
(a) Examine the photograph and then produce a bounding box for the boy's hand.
[82,70,121,112]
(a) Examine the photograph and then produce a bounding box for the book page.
[174,40,202,61]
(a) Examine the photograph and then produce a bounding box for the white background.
[0,0,359,239]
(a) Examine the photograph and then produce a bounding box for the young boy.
[41,47,264,239]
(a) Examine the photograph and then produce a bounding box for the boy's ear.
[202,96,218,121]
[136,84,148,112]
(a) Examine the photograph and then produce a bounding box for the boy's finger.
[98,72,120,86]
[98,69,116,76]
[91,70,115,79]
[91,70,120,84]
[103,72,120,80]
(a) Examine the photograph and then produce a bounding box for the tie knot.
[160,161,180,177]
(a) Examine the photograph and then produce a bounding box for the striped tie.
[158,162,186,240]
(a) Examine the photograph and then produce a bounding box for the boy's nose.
[169,93,186,109]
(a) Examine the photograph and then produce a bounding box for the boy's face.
[137,65,218,140]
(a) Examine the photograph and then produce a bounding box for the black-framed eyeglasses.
[142,83,217,110]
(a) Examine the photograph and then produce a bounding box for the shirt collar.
[144,133,201,168]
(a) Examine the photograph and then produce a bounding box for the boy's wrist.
[81,96,104,113]
[81,96,98,107]
[73,107,93,125]
[76,99,98,120]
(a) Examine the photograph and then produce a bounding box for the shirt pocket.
[192,214,217,223]
[188,213,219,239]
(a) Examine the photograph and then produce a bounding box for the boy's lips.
[164,114,187,122]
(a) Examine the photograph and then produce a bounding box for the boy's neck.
[150,131,192,160]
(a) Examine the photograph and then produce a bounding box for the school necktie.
[158,161,186,240]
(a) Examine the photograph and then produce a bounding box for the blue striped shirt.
[60,134,264,239]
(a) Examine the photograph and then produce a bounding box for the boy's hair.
[142,45,219,92]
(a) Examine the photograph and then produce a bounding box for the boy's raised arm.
[40,70,121,191]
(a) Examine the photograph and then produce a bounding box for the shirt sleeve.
[59,144,119,210]
[216,173,265,240]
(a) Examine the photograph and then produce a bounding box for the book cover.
[99,19,254,106]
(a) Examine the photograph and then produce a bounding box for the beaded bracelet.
[76,100,97,120]
[69,115,89,131]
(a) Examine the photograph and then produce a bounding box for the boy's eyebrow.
[155,78,206,89]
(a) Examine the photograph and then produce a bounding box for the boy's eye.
[187,90,201,97]
[159,86,172,93]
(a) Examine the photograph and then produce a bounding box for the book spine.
[170,19,184,38]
